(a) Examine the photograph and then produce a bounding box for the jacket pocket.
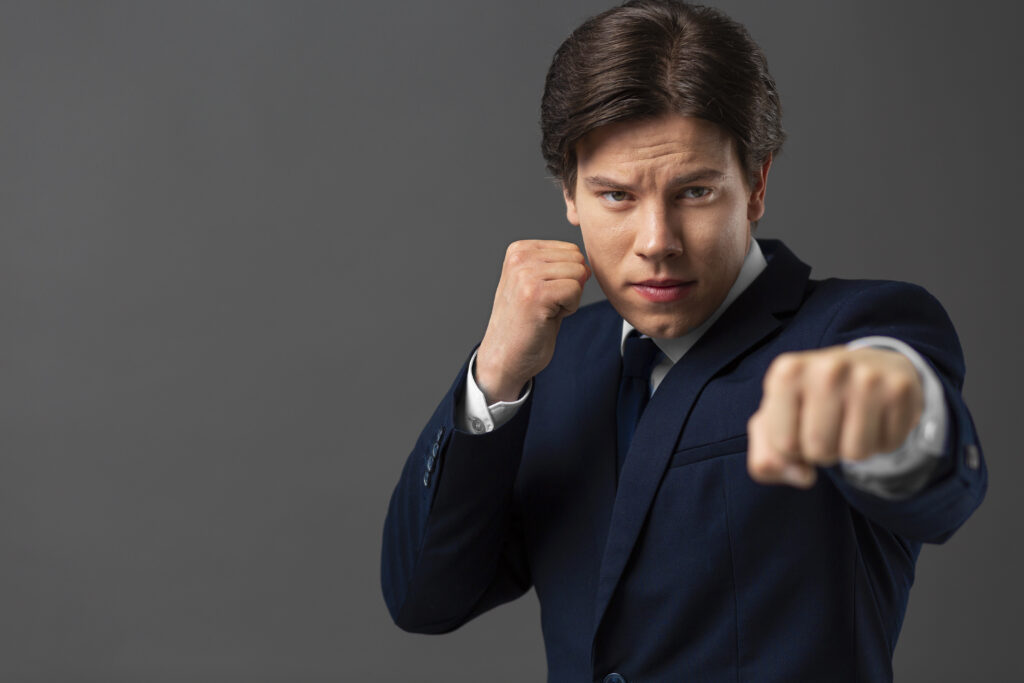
[669,433,748,469]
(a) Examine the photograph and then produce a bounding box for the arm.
[747,281,986,543]
[382,240,589,632]
[381,354,533,633]
[820,282,986,542]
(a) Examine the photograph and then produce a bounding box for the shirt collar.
[620,237,768,363]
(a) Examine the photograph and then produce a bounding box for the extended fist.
[475,240,590,403]
[747,346,924,488]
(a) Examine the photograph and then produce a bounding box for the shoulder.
[799,277,954,331]
[757,240,948,324]
[795,276,964,383]
[808,277,937,303]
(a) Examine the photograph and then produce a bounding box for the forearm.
[381,359,533,632]
[814,281,986,542]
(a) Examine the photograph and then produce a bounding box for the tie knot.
[622,334,661,379]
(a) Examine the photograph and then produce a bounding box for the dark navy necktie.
[616,334,661,477]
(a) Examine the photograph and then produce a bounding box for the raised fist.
[475,240,590,403]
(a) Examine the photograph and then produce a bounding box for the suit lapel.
[591,240,811,641]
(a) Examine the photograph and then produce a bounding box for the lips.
[631,279,696,303]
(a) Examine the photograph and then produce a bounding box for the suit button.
[434,427,444,443]
[431,442,440,457]
[603,674,627,683]
[422,472,431,487]
[964,444,981,470]
[426,453,437,472]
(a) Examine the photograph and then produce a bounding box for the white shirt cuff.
[840,336,948,498]
[458,350,532,435]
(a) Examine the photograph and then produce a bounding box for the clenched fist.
[747,346,924,488]
[475,240,590,403]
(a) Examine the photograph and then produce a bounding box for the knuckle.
[768,353,803,384]
[887,375,919,406]
[848,372,880,401]
[519,279,539,301]
[506,249,528,268]
[851,364,882,390]
[815,357,849,390]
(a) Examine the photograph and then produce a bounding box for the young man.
[382,2,986,680]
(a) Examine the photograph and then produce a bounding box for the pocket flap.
[669,433,748,468]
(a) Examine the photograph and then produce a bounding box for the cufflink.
[964,444,981,470]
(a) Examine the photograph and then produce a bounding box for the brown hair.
[541,0,785,197]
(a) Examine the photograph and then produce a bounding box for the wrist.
[474,350,528,403]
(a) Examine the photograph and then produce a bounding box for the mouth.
[630,279,696,303]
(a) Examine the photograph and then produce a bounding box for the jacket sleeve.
[817,280,987,543]
[380,352,533,633]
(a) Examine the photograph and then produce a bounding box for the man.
[381,1,986,681]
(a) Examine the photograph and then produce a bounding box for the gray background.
[1,1,1020,681]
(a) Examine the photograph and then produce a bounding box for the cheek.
[580,234,611,282]
[686,210,749,273]
[579,217,629,265]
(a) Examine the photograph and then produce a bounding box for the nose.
[632,203,683,261]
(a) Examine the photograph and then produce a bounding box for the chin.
[622,309,702,339]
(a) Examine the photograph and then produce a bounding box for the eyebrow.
[582,168,726,191]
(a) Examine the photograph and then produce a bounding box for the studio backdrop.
[0,1,1019,681]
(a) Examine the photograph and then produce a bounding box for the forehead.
[575,114,739,178]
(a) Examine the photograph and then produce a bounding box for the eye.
[679,186,712,200]
[600,190,631,203]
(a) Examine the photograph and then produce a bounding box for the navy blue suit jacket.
[382,240,987,682]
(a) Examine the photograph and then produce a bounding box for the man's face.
[564,114,770,339]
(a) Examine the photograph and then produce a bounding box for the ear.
[746,154,772,223]
[563,184,581,226]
